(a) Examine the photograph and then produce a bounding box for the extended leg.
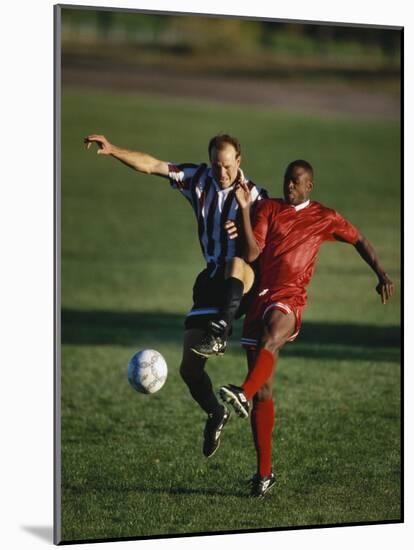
[242,309,295,399]
[247,349,277,479]
[220,309,296,496]
[180,329,220,413]
[180,329,230,458]
[220,309,295,414]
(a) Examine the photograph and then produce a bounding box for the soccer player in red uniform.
[84,133,267,459]
[219,159,394,497]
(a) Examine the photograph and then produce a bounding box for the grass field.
[59,88,401,542]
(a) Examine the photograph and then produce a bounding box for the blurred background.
[59,6,401,544]
[61,8,400,116]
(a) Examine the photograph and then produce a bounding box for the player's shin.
[242,348,275,400]
[251,398,275,477]
[180,365,221,414]
[214,276,244,337]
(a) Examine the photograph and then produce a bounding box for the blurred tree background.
[60,8,401,80]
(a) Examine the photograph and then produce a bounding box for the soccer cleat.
[219,384,250,418]
[246,473,260,485]
[250,473,276,498]
[191,333,227,358]
[191,322,228,358]
[203,405,231,458]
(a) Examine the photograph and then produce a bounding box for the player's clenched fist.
[84,134,113,155]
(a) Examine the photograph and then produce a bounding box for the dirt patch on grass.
[62,61,400,118]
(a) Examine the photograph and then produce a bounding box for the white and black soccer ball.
[127,349,168,394]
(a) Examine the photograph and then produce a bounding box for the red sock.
[251,399,275,477]
[242,348,275,400]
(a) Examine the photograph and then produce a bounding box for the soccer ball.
[127,349,168,394]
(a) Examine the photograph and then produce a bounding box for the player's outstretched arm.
[84,134,169,177]
[354,235,394,304]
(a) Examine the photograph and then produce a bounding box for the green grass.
[60,89,401,542]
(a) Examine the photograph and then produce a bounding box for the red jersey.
[252,198,360,306]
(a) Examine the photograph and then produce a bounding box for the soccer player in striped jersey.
[219,159,394,497]
[84,132,267,458]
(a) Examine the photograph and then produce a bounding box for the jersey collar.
[290,199,310,212]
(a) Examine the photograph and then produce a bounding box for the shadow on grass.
[61,309,400,362]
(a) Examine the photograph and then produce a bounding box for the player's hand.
[224,219,239,240]
[375,273,394,304]
[234,174,251,210]
[84,134,113,155]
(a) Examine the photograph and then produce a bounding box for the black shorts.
[184,262,258,330]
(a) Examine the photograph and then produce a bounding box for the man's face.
[210,144,241,189]
[283,165,313,205]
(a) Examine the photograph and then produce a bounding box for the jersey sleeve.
[328,210,360,244]
[168,162,207,202]
[257,187,269,200]
[251,200,271,251]
[250,184,269,203]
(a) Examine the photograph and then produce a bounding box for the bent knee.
[262,335,285,354]
[226,256,246,278]
[231,256,246,270]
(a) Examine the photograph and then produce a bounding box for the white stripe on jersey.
[198,176,214,259]
[225,197,240,262]
[210,186,233,263]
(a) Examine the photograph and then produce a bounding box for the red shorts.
[241,292,305,350]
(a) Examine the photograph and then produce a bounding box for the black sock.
[216,277,244,336]
[182,370,220,414]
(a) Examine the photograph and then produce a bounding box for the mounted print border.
[54,3,403,544]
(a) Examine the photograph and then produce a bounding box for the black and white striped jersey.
[168,162,268,266]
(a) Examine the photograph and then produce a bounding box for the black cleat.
[219,384,250,418]
[246,473,260,485]
[191,322,227,358]
[250,473,276,498]
[203,405,231,458]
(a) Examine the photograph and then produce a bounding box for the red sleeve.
[251,200,272,251]
[327,210,360,245]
